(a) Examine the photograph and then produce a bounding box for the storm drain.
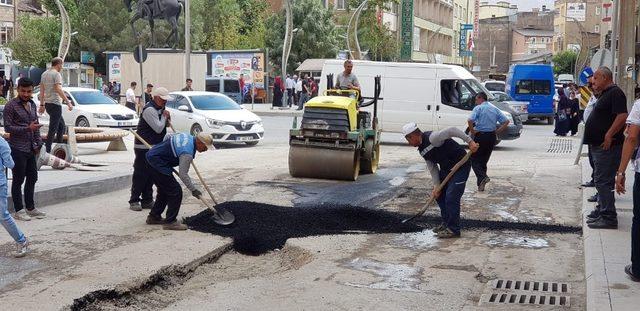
[480,279,571,307]
[547,138,573,154]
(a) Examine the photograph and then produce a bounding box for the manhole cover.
[480,279,571,307]
[547,138,573,154]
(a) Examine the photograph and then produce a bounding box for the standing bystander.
[181,78,193,92]
[0,135,29,257]
[39,57,73,153]
[285,74,294,107]
[144,83,153,104]
[125,82,138,111]
[3,78,46,221]
[239,74,245,103]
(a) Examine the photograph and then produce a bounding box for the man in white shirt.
[294,75,303,107]
[125,82,138,112]
[285,75,294,107]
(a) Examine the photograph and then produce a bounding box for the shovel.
[129,129,235,226]
[402,150,472,223]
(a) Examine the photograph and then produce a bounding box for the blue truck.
[505,64,555,124]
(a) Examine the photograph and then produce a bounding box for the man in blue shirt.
[145,132,212,230]
[467,92,510,191]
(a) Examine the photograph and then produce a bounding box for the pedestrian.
[144,83,153,104]
[584,66,628,229]
[285,74,294,107]
[5,75,13,99]
[553,91,571,136]
[402,123,479,238]
[15,73,23,87]
[145,132,212,230]
[39,57,73,153]
[0,135,29,257]
[294,75,302,106]
[467,92,510,191]
[569,91,580,136]
[272,76,284,108]
[239,74,245,103]
[181,78,193,92]
[129,87,171,211]
[582,75,598,192]
[110,81,121,101]
[125,82,138,111]
[0,76,5,99]
[310,77,318,98]
[614,86,640,282]
[95,73,103,91]
[102,81,110,94]
[3,78,46,221]
[297,75,310,110]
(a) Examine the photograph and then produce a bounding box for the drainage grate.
[547,138,573,153]
[491,279,570,293]
[482,293,570,306]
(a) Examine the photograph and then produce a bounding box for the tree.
[552,50,578,75]
[266,0,339,74]
[9,15,61,67]
[191,0,242,50]
[347,0,398,61]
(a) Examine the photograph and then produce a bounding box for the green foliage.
[9,15,61,67]
[191,0,241,50]
[552,50,578,75]
[347,0,398,61]
[266,0,339,74]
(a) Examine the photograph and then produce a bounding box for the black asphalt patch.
[185,201,582,256]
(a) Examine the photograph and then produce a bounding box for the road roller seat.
[302,96,359,132]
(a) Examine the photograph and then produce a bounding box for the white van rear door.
[381,65,436,132]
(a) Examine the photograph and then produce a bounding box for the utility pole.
[610,0,619,76]
[185,0,191,82]
[617,0,636,110]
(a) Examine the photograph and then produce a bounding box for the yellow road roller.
[288,76,381,181]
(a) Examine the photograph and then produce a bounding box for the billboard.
[207,51,265,88]
[459,24,473,57]
[107,53,122,83]
[399,0,414,61]
[566,2,586,22]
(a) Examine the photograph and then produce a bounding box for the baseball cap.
[196,133,214,148]
[402,122,419,136]
[152,87,174,101]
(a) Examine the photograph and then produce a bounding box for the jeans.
[129,148,154,204]
[286,89,293,107]
[149,167,182,223]
[1,183,26,244]
[298,93,309,110]
[45,103,65,153]
[633,173,640,275]
[10,148,38,213]
[591,144,622,220]
[471,131,496,186]
[435,163,471,235]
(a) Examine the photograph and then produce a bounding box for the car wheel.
[76,116,90,127]
[245,141,259,146]
[190,124,202,135]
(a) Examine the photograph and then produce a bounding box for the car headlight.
[206,118,225,128]
[92,113,110,119]
[255,120,263,126]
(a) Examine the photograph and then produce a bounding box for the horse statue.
[124,0,184,48]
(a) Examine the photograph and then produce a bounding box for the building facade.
[478,0,517,19]
[511,28,554,61]
[0,0,46,46]
[553,0,603,53]
[410,0,455,63]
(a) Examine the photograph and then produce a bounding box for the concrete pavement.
[246,103,303,117]
[582,162,639,311]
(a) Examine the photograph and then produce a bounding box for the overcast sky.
[483,0,555,12]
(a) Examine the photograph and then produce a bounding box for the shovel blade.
[210,206,235,226]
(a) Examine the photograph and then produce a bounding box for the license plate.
[118,122,132,127]
[236,136,252,141]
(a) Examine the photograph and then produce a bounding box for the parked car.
[490,91,529,122]
[34,87,139,128]
[482,80,506,92]
[506,64,555,124]
[319,60,522,143]
[205,77,242,104]
[167,91,264,145]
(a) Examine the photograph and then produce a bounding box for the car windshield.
[465,79,496,100]
[484,82,504,92]
[189,95,241,110]
[71,91,117,105]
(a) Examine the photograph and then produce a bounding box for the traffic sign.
[134,45,148,64]
[580,67,594,85]
[590,49,613,70]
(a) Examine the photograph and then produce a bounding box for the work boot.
[587,217,618,229]
[146,215,165,225]
[478,177,490,192]
[26,208,46,219]
[141,200,154,209]
[586,206,601,219]
[436,228,460,239]
[586,216,601,224]
[129,202,142,211]
[432,223,447,233]
[581,180,595,187]
[163,221,188,231]
[12,210,31,221]
[587,194,599,203]
[625,265,640,282]
[14,239,29,258]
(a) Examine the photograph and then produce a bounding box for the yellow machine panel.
[304,96,359,131]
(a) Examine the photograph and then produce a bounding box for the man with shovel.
[403,123,479,238]
[145,132,213,230]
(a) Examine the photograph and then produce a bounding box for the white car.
[490,91,529,122]
[481,80,506,92]
[167,91,264,145]
[34,87,139,128]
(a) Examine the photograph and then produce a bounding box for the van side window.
[206,79,220,92]
[440,80,475,111]
[516,80,551,95]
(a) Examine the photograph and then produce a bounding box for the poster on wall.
[567,3,586,22]
[107,53,122,83]
[208,52,265,89]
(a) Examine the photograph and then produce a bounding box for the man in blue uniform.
[467,92,510,191]
[403,123,479,238]
[146,132,213,230]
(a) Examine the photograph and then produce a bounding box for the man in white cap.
[403,123,479,238]
[145,131,213,230]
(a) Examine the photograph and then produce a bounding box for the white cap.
[402,122,419,136]
[152,87,174,101]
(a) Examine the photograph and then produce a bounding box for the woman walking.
[569,91,580,136]
[272,76,284,108]
[554,91,571,136]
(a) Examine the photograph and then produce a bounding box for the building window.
[596,6,601,16]
[0,26,12,45]
[335,0,346,10]
[413,27,420,52]
[0,0,13,5]
[595,24,600,33]
[531,37,536,43]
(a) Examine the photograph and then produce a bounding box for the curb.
[8,172,133,211]
[250,110,303,117]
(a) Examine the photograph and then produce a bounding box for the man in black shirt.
[584,66,629,229]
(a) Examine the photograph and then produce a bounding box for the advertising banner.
[208,52,265,88]
[567,2,586,22]
[460,24,473,57]
[107,53,122,83]
[80,51,95,64]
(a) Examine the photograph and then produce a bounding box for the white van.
[319,60,522,141]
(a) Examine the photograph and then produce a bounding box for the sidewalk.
[581,162,639,311]
[245,103,303,117]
